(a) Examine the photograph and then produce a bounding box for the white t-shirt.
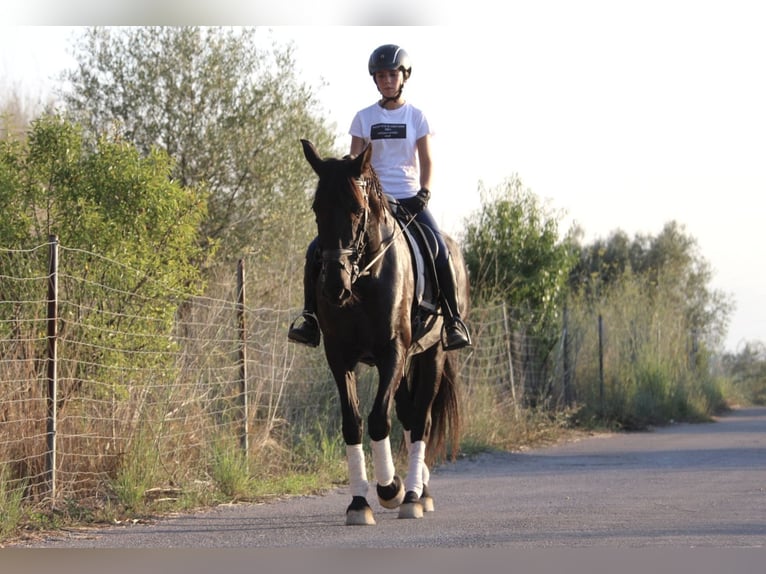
[349,102,433,199]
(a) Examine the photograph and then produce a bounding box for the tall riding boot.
[435,257,472,351]
[288,244,321,347]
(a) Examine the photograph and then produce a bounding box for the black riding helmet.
[368,44,412,81]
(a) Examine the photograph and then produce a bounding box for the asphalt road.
[15,406,766,550]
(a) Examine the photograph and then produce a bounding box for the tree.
[61,26,336,290]
[462,175,576,334]
[722,341,766,405]
[0,113,208,397]
[570,221,733,348]
[461,175,577,406]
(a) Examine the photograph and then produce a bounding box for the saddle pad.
[398,218,438,312]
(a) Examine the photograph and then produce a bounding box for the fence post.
[563,306,574,407]
[237,259,249,458]
[598,313,605,417]
[502,302,519,420]
[45,234,59,504]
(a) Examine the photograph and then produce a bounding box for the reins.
[354,176,416,279]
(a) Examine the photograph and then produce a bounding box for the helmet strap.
[376,81,405,107]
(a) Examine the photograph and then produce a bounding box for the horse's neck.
[361,202,396,272]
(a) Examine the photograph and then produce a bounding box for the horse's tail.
[425,350,462,466]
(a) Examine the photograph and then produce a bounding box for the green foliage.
[462,175,576,335]
[2,113,208,270]
[570,221,734,350]
[565,220,735,426]
[461,176,577,402]
[0,464,26,538]
[208,437,253,501]
[722,342,766,405]
[0,113,208,401]
[567,273,728,429]
[62,26,335,291]
[291,421,346,473]
[111,431,158,513]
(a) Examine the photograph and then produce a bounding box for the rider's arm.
[350,136,367,157]
[417,134,433,191]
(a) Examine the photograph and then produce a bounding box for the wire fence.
[1,237,577,509]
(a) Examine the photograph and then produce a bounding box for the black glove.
[414,187,430,211]
[400,187,430,215]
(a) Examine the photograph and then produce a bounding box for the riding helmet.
[368,44,412,80]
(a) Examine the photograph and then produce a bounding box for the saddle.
[388,199,443,348]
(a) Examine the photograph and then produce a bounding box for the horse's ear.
[301,139,324,175]
[350,143,373,178]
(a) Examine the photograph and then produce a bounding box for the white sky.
[1,5,765,352]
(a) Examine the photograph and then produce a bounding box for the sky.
[1,4,765,352]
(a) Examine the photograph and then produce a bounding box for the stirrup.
[287,312,320,347]
[442,316,472,351]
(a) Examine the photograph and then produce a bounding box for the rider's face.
[374,69,404,96]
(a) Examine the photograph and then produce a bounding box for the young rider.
[288,44,472,351]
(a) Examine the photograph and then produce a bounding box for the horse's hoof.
[377,475,405,509]
[398,490,424,519]
[346,496,376,525]
[421,483,435,512]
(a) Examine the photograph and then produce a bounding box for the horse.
[299,139,470,524]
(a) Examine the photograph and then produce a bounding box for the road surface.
[13,407,766,550]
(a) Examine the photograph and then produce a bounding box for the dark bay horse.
[300,139,470,525]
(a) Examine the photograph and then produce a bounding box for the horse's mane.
[362,166,388,223]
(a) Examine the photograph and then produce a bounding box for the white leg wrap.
[346,443,369,498]
[405,440,426,497]
[371,437,395,486]
[404,431,429,486]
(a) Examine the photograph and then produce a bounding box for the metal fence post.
[598,314,605,417]
[563,306,574,407]
[45,234,59,504]
[237,259,249,458]
[502,302,519,420]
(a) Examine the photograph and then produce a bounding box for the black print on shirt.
[370,123,407,140]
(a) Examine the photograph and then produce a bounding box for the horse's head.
[301,139,381,306]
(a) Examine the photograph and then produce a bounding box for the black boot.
[435,258,472,351]
[288,241,321,348]
[288,312,320,347]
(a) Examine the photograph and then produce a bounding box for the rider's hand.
[413,187,430,212]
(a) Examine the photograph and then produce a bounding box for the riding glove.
[400,187,430,216]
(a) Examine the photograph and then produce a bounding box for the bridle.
[319,177,370,285]
[319,174,412,286]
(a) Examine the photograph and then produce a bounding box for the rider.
[288,44,472,351]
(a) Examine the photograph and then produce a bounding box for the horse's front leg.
[367,350,406,511]
[332,364,375,526]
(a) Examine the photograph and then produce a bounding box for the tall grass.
[566,276,728,429]
[0,465,26,538]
